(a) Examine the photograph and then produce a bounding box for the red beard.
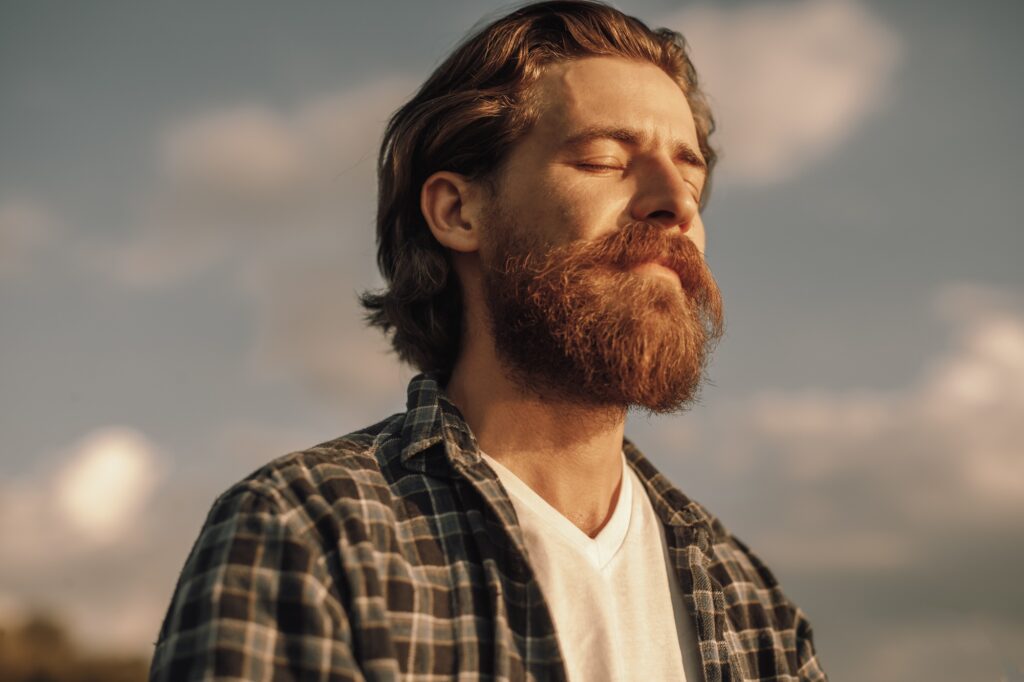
[480,217,725,414]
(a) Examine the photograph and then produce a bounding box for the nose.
[629,159,700,232]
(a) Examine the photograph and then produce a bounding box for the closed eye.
[577,162,625,172]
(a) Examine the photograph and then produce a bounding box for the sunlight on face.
[488,56,708,255]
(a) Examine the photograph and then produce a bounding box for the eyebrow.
[561,125,708,177]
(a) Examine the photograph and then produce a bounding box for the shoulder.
[690,503,827,678]
[695,504,797,616]
[704,513,783,591]
[151,424,408,678]
[203,413,412,548]
[697,503,820,647]
[626,439,799,605]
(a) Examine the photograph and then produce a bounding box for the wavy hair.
[358,0,717,377]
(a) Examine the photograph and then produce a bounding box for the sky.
[1,0,1023,679]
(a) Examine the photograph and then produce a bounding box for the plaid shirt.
[150,372,827,681]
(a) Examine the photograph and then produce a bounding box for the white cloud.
[161,106,306,204]
[761,285,1023,514]
[85,80,418,403]
[0,420,375,655]
[648,283,1024,578]
[52,427,164,545]
[638,283,1024,677]
[238,254,414,410]
[0,426,176,653]
[101,78,412,288]
[0,200,59,277]
[1,428,166,564]
[663,0,902,184]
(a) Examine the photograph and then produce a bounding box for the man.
[150,1,827,680]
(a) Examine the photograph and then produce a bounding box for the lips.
[631,260,681,285]
[655,256,677,273]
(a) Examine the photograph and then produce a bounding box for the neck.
[444,330,627,538]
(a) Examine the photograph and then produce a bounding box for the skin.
[420,56,709,537]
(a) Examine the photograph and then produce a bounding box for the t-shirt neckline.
[479,449,633,570]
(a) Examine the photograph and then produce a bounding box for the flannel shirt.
[150,372,827,681]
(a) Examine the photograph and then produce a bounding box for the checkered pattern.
[150,372,827,680]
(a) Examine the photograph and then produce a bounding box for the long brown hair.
[358,0,717,378]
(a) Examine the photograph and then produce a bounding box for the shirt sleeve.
[149,484,365,681]
[794,607,828,681]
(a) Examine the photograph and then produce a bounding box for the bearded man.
[150,1,827,680]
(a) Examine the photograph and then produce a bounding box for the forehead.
[529,56,699,146]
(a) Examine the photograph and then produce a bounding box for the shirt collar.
[398,371,480,479]
[622,440,714,531]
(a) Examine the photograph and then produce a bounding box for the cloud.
[161,106,307,205]
[52,428,165,545]
[686,284,1024,555]
[99,78,413,288]
[663,0,902,184]
[750,284,1024,525]
[639,282,1024,679]
[239,254,415,411]
[0,427,178,653]
[83,79,418,405]
[0,200,59,278]
[1,428,166,564]
[0,419,370,655]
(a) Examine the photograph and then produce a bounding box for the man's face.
[491,55,710,253]
[477,56,724,413]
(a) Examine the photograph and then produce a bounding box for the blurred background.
[1,0,1022,679]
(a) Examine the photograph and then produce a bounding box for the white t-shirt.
[480,450,701,682]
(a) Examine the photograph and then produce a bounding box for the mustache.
[565,221,713,294]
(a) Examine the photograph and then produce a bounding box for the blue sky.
[2,1,1022,679]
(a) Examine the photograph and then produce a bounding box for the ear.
[421,171,483,253]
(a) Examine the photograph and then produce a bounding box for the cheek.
[564,192,631,243]
[533,186,598,244]
[511,174,575,235]
[505,166,629,244]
